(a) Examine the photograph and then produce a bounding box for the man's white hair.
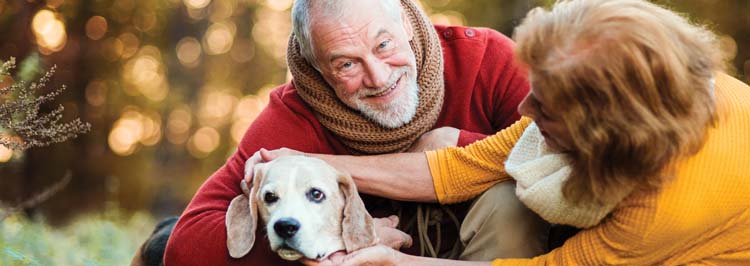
[291,0,404,71]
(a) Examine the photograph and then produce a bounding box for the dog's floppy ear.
[337,172,377,252]
[226,165,265,258]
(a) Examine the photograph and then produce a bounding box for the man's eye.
[340,61,353,69]
[264,192,279,204]
[306,188,326,203]
[378,40,391,49]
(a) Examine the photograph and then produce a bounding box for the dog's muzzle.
[273,218,305,261]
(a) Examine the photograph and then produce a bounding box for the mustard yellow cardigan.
[426,73,750,265]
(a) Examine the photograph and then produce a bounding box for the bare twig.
[0,172,72,221]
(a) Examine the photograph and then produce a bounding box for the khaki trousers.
[459,181,550,260]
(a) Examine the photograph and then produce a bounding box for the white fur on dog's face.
[255,156,347,260]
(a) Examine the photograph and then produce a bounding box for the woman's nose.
[517,93,536,119]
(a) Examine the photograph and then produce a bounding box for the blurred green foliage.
[0,211,154,266]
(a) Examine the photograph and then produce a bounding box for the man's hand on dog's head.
[243,148,304,184]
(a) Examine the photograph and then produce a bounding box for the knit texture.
[287,0,444,155]
[506,122,633,228]
[428,73,750,265]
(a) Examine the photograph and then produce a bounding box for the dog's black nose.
[274,218,301,239]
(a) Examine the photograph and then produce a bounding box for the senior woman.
[248,0,750,265]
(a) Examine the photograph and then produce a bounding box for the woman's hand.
[373,215,413,250]
[300,216,411,266]
[301,245,407,266]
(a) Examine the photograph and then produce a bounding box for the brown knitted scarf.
[287,0,444,155]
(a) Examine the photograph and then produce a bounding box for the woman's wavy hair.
[514,0,725,205]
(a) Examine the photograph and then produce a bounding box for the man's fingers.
[243,151,262,183]
[259,148,276,161]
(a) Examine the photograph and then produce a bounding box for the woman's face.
[518,85,574,152]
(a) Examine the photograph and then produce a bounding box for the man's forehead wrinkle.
[322,21,388,64]
[318,19,377,42]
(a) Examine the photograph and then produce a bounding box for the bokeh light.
[109,109,145,156]
[430,11,466,26]
[718,35,738,62]
[265,0,292,11]
[229,38,255,63]
[140,111,163,146]
[197,88,238,127]
[108,108,164,156]
[209,0,235,22]
[252,6,291,63]
[184,0,211,9]
[0,145,13,163]
[102,37,124,61]
[46,0,65,9]
[230,94,269,143]
[134,10,158,33]
[85,80,108,107]
[203,21,236,55]
[85,16,108,40]
[118,32,140,59]
[122,46,169,101]
[188,127,220,158]
[176,37,202,68]
[167,106,192,145]
[32,9,67,54]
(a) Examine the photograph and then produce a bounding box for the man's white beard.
[353,70,419,129]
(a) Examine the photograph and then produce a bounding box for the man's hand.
[407,126,460,152]
[243,147,303,183]
[374,215,412,250]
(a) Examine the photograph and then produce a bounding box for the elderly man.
[162,0,546,265]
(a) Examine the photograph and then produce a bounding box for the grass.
[0,210,156,266]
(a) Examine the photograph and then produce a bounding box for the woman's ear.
[337,171,377,252]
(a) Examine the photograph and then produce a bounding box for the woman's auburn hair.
[513,0,725,205]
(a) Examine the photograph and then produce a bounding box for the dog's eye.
[307,188,325,203]
[264,192,279,204]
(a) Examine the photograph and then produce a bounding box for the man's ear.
[400,2,414,41]
[226,169,264,258]
[337,171,377,252]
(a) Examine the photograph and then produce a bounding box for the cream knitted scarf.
[287,0,444,155]
[505,123,635,228]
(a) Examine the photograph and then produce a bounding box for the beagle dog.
[226,155,377,261]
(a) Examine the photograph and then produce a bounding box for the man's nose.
[363,58,390,89]
[273,218,301,239]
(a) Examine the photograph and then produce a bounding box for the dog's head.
[226,155,376,261]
